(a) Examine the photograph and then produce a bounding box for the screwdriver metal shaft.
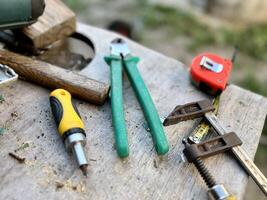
[65,132,88,176]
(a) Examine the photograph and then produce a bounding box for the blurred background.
[64,0,267,199]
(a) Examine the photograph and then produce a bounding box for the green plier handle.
[105,51,169,158]
[106,56,129,157]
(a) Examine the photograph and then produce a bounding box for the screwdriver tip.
[80,164,88,177]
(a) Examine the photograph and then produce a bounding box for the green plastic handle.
[123,56,169,155]
[105,56,129,158]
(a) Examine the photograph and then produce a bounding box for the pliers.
[105,38,169,157]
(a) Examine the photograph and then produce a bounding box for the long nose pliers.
[105,38,169,158]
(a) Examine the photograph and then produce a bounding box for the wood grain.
[21,0,76,48]
[0,23,266,200]
[0,50,109,105]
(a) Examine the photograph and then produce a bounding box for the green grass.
[255,145,267,165]
[64,0,88,12]
[262,119,267,137]
[141,5,216,48]
[238,74,267,135]
[141,5,267,60]
[219,25,267,60]
[238,74,267,96]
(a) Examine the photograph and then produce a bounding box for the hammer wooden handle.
[0,50,110,105]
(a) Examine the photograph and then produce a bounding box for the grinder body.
[0,0,45,30]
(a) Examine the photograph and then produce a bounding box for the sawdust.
[38,165,86,194]
[57,179,86,193]
[37,165,57,187]
[25,159,37,167]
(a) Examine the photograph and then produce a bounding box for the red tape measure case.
[190,53,232,94]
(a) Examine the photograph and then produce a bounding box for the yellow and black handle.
[50,89,86,140]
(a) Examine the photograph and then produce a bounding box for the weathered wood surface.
[0,23,267,200]
[21,0,76,48]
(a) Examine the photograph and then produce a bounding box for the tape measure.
[188,95,220,144]
[190,53,233,95]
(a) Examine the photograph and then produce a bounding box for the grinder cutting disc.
[37,32,95,71]
[0,31,95,72]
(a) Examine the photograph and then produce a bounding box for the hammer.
[0,50,110,105]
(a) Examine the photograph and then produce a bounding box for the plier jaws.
[110,38,130,57]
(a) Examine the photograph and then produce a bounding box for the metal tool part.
[183,139,235,200]
[200,56,223,73]
[50,89,88,176]
[174,96,267,195]
[105,38,169,157]
[110,38,130,57]
[204,112,267,196]
[163,96,219,143]
[208,185,235,200]
[0,63,18,87]
[231,46,239,63]
[188,96,220,143]
[183,132,242,163]
[65,133,88,174]
[163,99,215,126]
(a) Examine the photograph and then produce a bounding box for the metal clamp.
[183,132,242,163]
[163,100,215,126]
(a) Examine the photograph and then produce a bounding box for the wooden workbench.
[0,23,266,200]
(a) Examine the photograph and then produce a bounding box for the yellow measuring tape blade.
[188,95,220,143]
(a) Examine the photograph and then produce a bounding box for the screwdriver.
[50,89,88,176]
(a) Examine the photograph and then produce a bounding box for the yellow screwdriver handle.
[50,89,85,137]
